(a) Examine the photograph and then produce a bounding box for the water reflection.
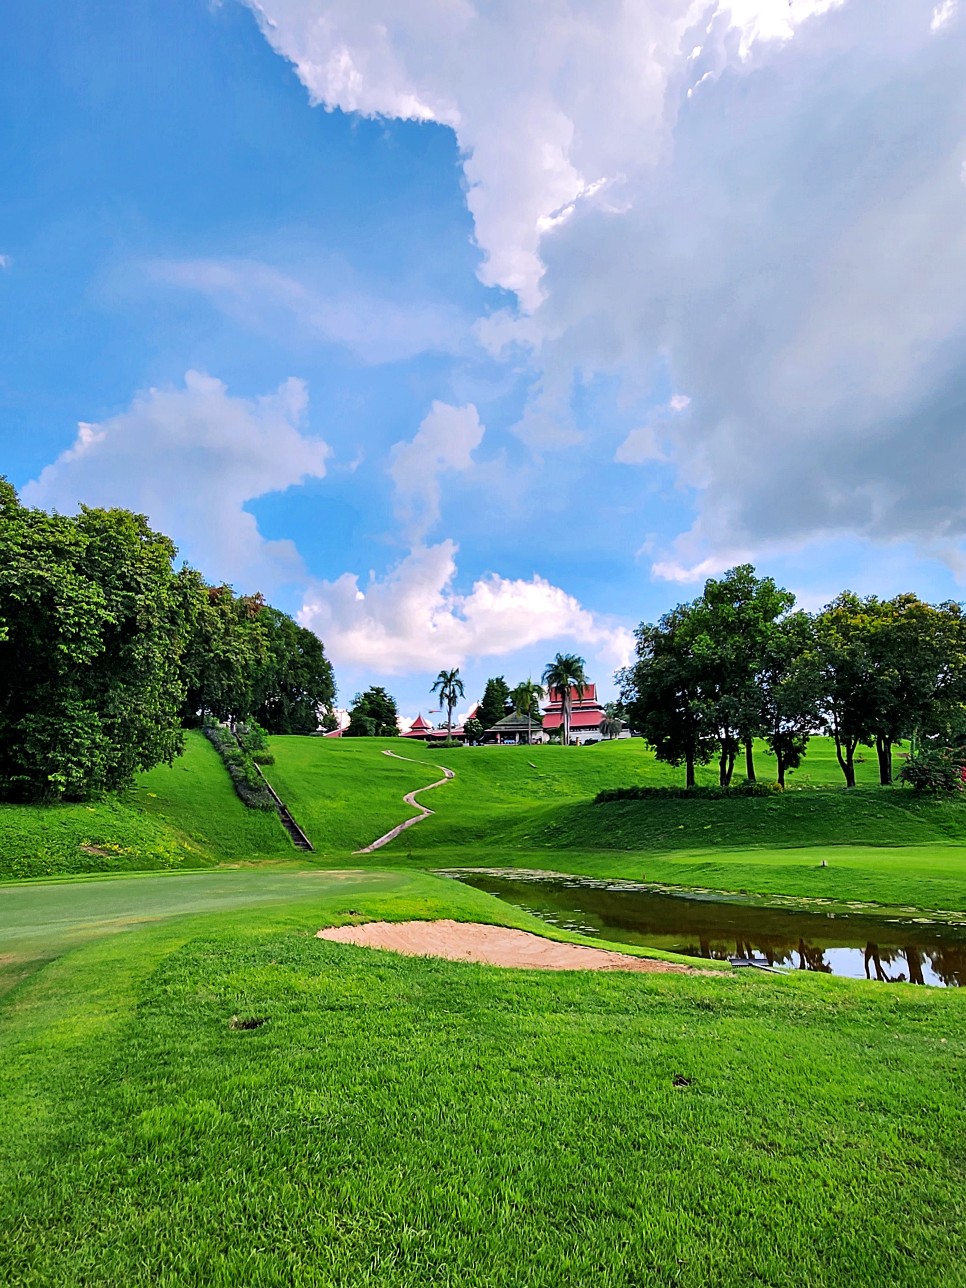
[445,870,966,987]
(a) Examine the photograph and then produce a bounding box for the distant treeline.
[0,481,335,802]
[618,565,966,790]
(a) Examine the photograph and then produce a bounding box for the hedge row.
[595,782,777,804]
[203,724,276,811]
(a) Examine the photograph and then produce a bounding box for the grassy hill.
[260,736,966,909]
[0,731,290,880]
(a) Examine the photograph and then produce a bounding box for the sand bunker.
[316,919,692,973]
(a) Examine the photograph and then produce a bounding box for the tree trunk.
[686,752,696,789]
[744,736,756,783]
[563,698,571,746]
[876,736,893,786]
[719,744,736,788]
[776,746,786,790]
[834,735,857,788]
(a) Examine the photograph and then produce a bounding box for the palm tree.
[510,678,545,746]
[541,653,587,746]
[430,667,465,741]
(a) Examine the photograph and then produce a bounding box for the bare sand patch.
[317,919,693,973]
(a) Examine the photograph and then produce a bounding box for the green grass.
[261,737,966,911]
[262,736,445,856]
[1,874,964,1287]
[0,732,291,879]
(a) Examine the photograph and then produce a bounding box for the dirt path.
[353,751,455,854]
[318,919,694,972]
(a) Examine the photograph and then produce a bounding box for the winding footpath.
[354,750,455,854]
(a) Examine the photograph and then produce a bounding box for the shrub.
[899,745,966,794]
[203,725,276,811]
[595,782,775,804]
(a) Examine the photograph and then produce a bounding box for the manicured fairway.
[1,876,964,1287]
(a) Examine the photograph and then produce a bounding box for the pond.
[444,869,966,987]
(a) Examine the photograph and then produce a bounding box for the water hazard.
[445,869,966,987]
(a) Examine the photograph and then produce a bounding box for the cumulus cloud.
[299,539,633,674]
[248,0,966,582]
[389,401,484,541]
[245,0,829,311]
[23,371,330,590]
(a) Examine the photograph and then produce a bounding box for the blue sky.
[4,0,966,719]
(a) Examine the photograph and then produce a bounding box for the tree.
[477,676,512,733]
[345,687,399,737]
[689,565,795,786]
[618,603,716,788]
[0,484,186,800]
[463,717,484,745]
[599,715,622,740]
[252,608,335,734]
[179,576,269,726]
[863,595,966,785]
[431,667,465,741]
[758,612,821,788]
[542,653,588,746]
[510,678,545,745]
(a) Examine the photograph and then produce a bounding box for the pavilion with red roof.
[542,683,607,745]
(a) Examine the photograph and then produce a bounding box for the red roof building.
[542,683,606,740]
[402,713,434,737]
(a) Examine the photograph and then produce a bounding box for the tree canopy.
[346,687,399,737]
[0,482,336,800]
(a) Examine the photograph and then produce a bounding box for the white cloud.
[23,371,330,591]
[931,0,958,31]
[245,0,830,312]
[247,0,966,582]
[615,425,666,465]
[148,257,465,363]
[0,254,10,270]
[299,539,633,674]
[389,402,484,541]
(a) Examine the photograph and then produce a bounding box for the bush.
[900,745,966,794]
[203,725,276,811]
[595,782,775,804]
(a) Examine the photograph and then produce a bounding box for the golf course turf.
[2,734,966,1285]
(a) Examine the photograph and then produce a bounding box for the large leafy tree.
[510,678,545,745]
[814,592,966,786]
[346,687,399,737]
[758,611,821,788]
[179,575,269,725]
[542,653,588,746]
[618,604,715,787]
[0,483,186,800]
[252,608,336,734]
[477,676,512,732]
[431,667,465,740]
[690,565,795,786]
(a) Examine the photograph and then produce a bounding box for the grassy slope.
[262,736,445,856]
[1,878,964,1288]
[267,737,966,911]
[0,732,290,879]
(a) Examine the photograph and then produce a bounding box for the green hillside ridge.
[261,735,966,910]
[0,731,290,879]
